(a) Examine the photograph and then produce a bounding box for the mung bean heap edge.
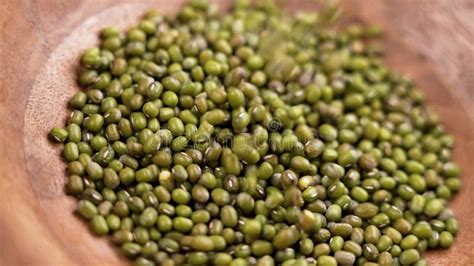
[49,0,461,265]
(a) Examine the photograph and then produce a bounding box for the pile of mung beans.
[49,0,461,265]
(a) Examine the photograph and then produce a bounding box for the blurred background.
[3,0,472,113]
[347,0,473,120]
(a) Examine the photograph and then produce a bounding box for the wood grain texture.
[344,0,474,123]
[383,0,474,111]
[0,0,472,265]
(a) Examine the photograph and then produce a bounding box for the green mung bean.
[49,0,461,264]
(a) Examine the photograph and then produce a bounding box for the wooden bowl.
[1,1,472,265]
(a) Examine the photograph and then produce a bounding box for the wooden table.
[0,1,473,265]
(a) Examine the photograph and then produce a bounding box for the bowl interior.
[6,0,473,264]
